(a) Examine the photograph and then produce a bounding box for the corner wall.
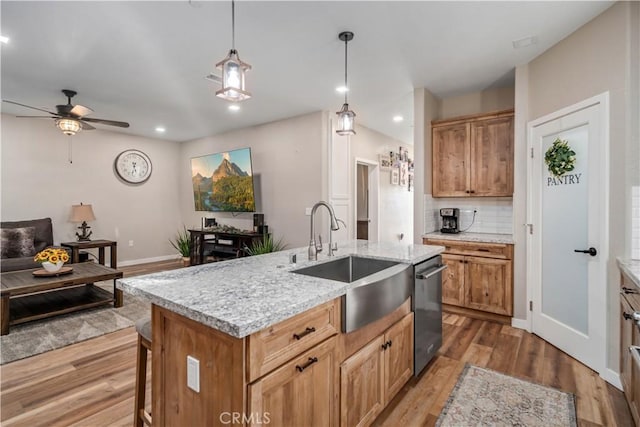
[178,112,325,249]
[0,114,182,264]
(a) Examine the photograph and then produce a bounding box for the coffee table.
[0,262,123,335]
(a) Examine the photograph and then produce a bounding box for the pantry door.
[527,93,609,374]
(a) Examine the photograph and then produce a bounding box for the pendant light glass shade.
[336,103,356,135]
[216,49,252,101]
[216,0,251,102]
[56,118,81,136]
[336,31,355,136]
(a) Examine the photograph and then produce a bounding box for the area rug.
[436,364,577,427]
[0,283,150,365]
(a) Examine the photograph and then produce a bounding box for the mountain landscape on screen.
[191,148,255,212]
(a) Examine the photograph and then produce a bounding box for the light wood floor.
[0,259,634,426]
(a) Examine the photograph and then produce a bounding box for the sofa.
[1,217,54,272]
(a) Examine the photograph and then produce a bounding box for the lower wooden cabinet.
[340,313,414,427]
[620,272,640,425]
[249,336,339,427]
[425,239,513,317]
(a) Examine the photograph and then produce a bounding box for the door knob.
[574,247,597,256]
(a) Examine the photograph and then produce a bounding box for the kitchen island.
[118,240,444,426]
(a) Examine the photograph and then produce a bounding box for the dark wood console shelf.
[188,229,265,265]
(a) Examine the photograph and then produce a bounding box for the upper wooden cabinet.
[432,109,514,197]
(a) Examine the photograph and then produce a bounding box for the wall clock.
[114,149,152,184]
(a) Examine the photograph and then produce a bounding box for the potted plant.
[170,226,192,267]
[244,234,287,256]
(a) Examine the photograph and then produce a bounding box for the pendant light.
[336,31,356,136]
[216,0,252,102]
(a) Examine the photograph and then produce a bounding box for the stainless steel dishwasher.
[413,255,446,376]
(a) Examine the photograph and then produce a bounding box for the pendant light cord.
[231,0,235,50]
[344,37,348,104]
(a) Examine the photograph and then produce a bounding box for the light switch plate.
[305,207,312,216]
[187,355,200,393]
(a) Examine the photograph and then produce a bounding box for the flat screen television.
[191,147,256,212]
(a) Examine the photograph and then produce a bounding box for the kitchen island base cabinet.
[249,337,339,427]
[340,313,414,427]
[620,271,640,425]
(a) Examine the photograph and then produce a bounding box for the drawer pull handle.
[477,249,490,252]
[293,327,316,340]
[624,312,633,321]
[296,357,318,372]
[623,287,639,294]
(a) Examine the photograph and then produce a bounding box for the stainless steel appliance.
[413,255,445,376]
[440,208,460,234]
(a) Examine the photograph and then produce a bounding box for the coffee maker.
[440,208,460,234]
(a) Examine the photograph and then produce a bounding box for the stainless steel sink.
[292,255,400,283]
[292,256,412,333]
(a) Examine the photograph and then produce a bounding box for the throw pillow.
[1,227,36,259]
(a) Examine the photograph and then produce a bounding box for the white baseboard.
[117,254,180,267]
[511,317,529,331]
[600,368,622,390]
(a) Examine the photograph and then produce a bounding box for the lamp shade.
[70,204,96,222]
[56,118,82,136]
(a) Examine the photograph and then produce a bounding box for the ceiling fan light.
[216,49,252,102]
[56,118,81,136]
[336,103,356,136]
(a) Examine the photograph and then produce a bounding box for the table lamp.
[70,203,96,241]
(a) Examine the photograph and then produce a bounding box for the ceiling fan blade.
[81,117,130,128]
[70,104,93,117]
[15,115,57,119]
[3,100,58,116]
[79,121,95,130]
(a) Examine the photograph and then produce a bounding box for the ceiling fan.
[2,89,130,136]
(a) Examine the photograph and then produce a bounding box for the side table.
[61,239,118,269]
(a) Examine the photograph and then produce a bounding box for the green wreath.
[544,138,576,177]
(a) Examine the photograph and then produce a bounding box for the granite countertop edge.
[118,241,444,339]
[422,231,514,245]
[617,258,640,289]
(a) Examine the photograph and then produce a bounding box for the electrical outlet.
[187,355,200,392]
[305,207,312,216]
[128,240,134,247]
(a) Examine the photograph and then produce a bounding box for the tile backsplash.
[633,186,640,259]
[424,195,513,235]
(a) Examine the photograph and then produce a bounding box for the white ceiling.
[0,1,612,144]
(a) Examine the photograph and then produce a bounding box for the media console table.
[0,263,123,335]
[188,229,265,265]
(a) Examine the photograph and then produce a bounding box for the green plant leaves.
[544,138,576,178]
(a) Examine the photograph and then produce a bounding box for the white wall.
[178,112,325,249]
[0,113,182,264]
[440,87,515,119]
[521,1,639,371]
[350,125,413,243]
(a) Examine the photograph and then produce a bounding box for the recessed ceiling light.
[228,104,240,112]
[393,115,404,122]
[336,86,349,93]
[0,36,9,44]
[155,127,166,133]
[512,36,538,49]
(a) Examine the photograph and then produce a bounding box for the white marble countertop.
[618,258,640,289]
[117,240,444,338]
[422,231,514,245]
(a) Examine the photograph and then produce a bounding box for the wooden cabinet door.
[621,298,634,399]
[469,116,514,196]
[249,337,338,427]
[441,254,465,307]
[383,313,414,404]
[432,123,470,197]
[340,336,385,427]
[464,256,512,316]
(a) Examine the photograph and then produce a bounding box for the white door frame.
[354,158,379,242]
[526,92,609,376]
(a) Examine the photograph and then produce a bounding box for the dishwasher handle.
[416,265,447,280]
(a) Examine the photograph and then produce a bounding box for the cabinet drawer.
[247,298,340,382]
[424,238,512,259]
